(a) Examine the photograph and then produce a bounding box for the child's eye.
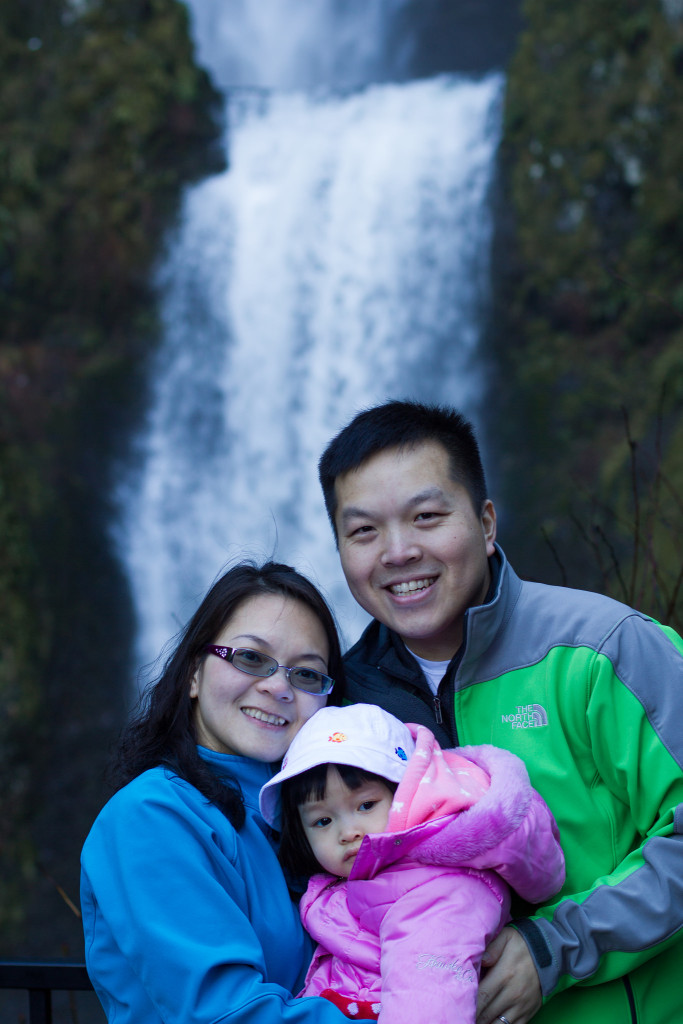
[359,800,377,812]
[312,816,331,828]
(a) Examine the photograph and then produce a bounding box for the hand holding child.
[476,928,542,1024]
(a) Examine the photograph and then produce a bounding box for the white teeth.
[243,707,287,727]
[389,577,436,596]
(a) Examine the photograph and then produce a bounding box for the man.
[318,400,683,1024]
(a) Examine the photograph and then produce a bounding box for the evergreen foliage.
[0,0,223,947]
[493,0,683,628]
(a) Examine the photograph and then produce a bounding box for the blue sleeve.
[81,773,346,1024]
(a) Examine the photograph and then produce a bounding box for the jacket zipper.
[433,695,443,725]
[623,976,637,1023]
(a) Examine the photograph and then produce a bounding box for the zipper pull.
[433,695,443,725]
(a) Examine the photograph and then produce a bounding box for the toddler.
[260,703,565,1023]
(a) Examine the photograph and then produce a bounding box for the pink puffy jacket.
[299,725,565,1023]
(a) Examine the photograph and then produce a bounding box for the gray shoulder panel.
[535,830,683,984]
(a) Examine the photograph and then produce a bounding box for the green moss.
[0,0,223,946]
[490,0,683,628]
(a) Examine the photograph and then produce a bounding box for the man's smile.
[387,576,437,596]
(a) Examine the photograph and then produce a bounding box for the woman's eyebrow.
[231,635,327,667]
[231,632,271,647]
[294,653,328,667]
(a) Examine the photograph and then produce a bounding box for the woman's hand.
[475,927,542,1024]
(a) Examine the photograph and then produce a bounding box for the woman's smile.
[240,706,289,727]
[190,593,330,762]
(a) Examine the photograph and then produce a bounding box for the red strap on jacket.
[320,988,381,1019]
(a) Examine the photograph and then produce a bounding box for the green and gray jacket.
[343,545,683,1024]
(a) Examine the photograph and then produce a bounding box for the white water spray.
[114,10,504,679]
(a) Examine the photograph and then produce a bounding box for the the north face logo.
[501,703,548,729]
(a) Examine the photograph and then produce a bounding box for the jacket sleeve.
[80,775,347,1024]
[514,619,683,1000]
[375,871,508,1024]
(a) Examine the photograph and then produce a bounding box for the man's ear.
[482,499,497,555]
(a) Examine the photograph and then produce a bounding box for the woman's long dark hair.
[108,561,344,829]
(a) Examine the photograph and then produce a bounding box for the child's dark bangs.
[282,763,398,811]
[283,763,329,807]
[318,764,399,795]
[336,764,386,791]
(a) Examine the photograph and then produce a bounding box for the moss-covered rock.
[0,0,223,949]
[490,0,683,628]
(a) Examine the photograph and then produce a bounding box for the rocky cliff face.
[0,0,223,955]
[488,0,683,627]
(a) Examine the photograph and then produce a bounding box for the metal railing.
[0,960,94,1024]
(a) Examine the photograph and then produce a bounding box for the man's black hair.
[318,399,488,540]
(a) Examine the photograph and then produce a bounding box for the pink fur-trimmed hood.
[352,728,565,904]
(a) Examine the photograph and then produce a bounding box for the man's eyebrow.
[339,487,449,524]
[339,505,371,524]
[409,486,449,504]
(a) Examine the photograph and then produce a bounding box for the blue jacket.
[80,747,346,1024]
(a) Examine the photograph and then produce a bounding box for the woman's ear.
[189,667,201,699]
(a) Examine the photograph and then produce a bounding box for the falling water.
[113,3,505,680]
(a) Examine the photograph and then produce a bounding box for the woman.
[80,561,348,1024]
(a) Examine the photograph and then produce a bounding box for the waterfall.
[185,0,416,91]
[113,5,505,681]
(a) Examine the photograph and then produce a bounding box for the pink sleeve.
[466,789,565,903]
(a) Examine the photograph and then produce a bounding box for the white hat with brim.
[259,703,416,829]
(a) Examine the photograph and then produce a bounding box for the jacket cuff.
[510,917,560,997]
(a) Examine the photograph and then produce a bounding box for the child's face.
[298,765,394,878]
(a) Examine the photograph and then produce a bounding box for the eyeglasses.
[202,645,334,696]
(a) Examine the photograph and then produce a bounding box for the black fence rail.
[0,960,94,1024]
